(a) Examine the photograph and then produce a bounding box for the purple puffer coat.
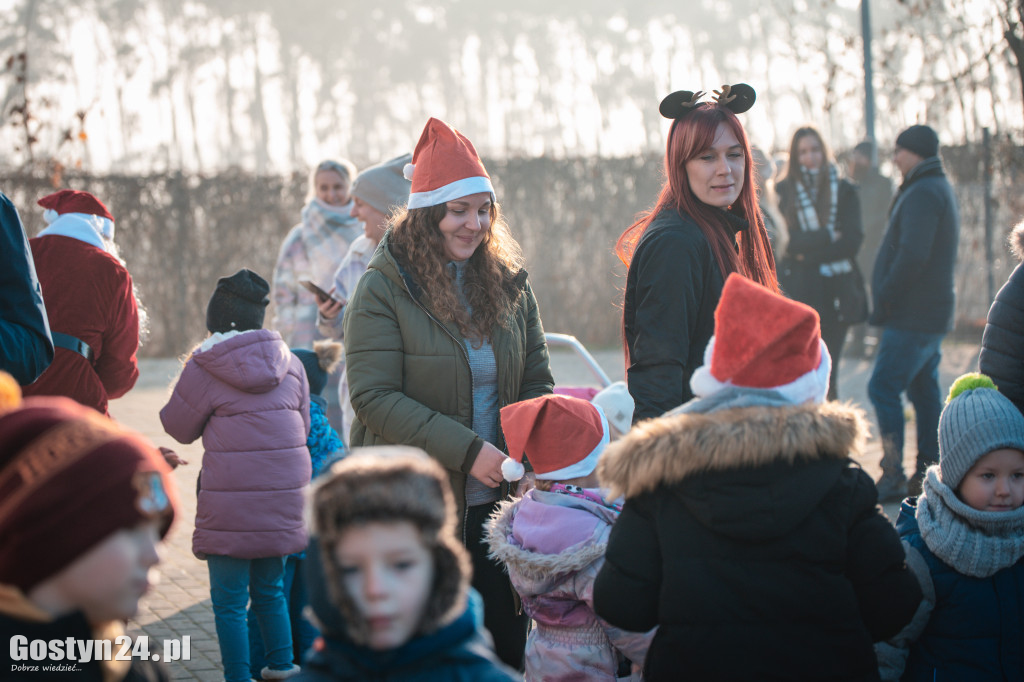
[160,329,311,559]
[486,489,655,681]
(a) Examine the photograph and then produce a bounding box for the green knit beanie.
[938,373,1024,488]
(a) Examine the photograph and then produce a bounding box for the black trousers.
[820,320,849,401]
[466,501,528,670]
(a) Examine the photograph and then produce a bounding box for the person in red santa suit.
[21,190,141,416]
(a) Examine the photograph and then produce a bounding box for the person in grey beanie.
[316,153,413,444]
[874,372,1024,681]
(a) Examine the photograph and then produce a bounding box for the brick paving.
[108,340,982,680]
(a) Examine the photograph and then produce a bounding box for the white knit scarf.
[794,165,850,277]
[916,466,1024,578]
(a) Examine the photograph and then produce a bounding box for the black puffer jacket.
[593,393,922,681]
[623,208,745,422]
[979,223,1024,416]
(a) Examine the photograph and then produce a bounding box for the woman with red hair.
[618,85,778,422]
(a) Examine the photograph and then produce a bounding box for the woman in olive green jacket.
[341,117,554,670]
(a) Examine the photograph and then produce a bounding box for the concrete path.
[112,339,982,679]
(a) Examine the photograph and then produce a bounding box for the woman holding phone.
[315,154,412,443]
[272,158,360,430]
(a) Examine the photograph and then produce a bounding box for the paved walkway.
[111,340,982,680]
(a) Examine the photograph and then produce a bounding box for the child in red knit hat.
[486,393,654,681]
[0,372,177,681]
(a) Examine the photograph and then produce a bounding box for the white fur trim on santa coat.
[407,176,495,210]
[690,336,832,406]
[36,213,115,253]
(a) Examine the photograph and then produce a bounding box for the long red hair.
[616,105,778,291]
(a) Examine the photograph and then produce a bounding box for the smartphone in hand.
[300,279,341,304]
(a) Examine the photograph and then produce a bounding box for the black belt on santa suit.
[51,331,95,363]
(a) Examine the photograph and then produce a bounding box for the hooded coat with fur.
[979,222,1024,416]
[486,489,654,681]
[592,398,922,682]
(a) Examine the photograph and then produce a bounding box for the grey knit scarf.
[916,466,1024,578]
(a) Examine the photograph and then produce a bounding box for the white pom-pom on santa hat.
[403,163,415,181]
[689,274,832,405]
[42,208,59,224]
[500,458,525,482]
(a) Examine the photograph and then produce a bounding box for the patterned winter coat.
[160,329,311,559]
[487,488,654,681]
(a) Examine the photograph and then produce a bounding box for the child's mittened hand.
[159,446,188,469]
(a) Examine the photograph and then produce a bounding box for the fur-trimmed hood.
[1011,221,1024,262]
[486,490,616,596]
[598,400,868,501]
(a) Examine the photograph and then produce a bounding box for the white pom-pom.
[501,458,525,482]
[403,163,415,180]
[43,208,59,224]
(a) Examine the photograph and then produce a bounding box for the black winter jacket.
[979,223,1024,416]
[623,208,744,422]
[777,176,864,324]
[870,157,959,332]
[593,396,922,681]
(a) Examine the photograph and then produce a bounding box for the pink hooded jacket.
[487,489,655,681]
[160,329,311,559]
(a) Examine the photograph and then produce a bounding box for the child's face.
[334,521,434,651]
[32,521,161,623]
[957,448,1024,512]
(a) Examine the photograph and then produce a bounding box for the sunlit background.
[1,0,1017,173]
[2,0,1021,354]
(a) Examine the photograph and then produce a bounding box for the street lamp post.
[862,0,876,164]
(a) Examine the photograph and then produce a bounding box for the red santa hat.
[37,189,115,240]
[403,118,495,210]
[690,273,832,405]
[499,394,610,482]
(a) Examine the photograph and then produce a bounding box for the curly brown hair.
[388,202,525,344]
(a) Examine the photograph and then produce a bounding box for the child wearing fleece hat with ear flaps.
[160,268,312,682]
[593,273,922,682]
[486,393,654,681]
[875,373,1024,681]
[0,373,177,682]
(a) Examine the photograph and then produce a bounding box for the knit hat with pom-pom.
[939,373,1024,488]
[292,340,342,397]
[0,372,177,593]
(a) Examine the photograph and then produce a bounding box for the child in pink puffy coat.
[486,394,654,681]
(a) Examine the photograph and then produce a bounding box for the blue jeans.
[248,555,318,674]
[207,555,293,682]
[867,327,944,480]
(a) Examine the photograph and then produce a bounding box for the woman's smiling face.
[437,192,492,262]
[685,122,745,208]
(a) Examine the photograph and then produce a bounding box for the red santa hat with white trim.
[689,273,832,405]
[37,190,115,241]
[403,118,495,210]
[499,394,610,482]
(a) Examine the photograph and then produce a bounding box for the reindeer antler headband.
[659,83,757,119]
